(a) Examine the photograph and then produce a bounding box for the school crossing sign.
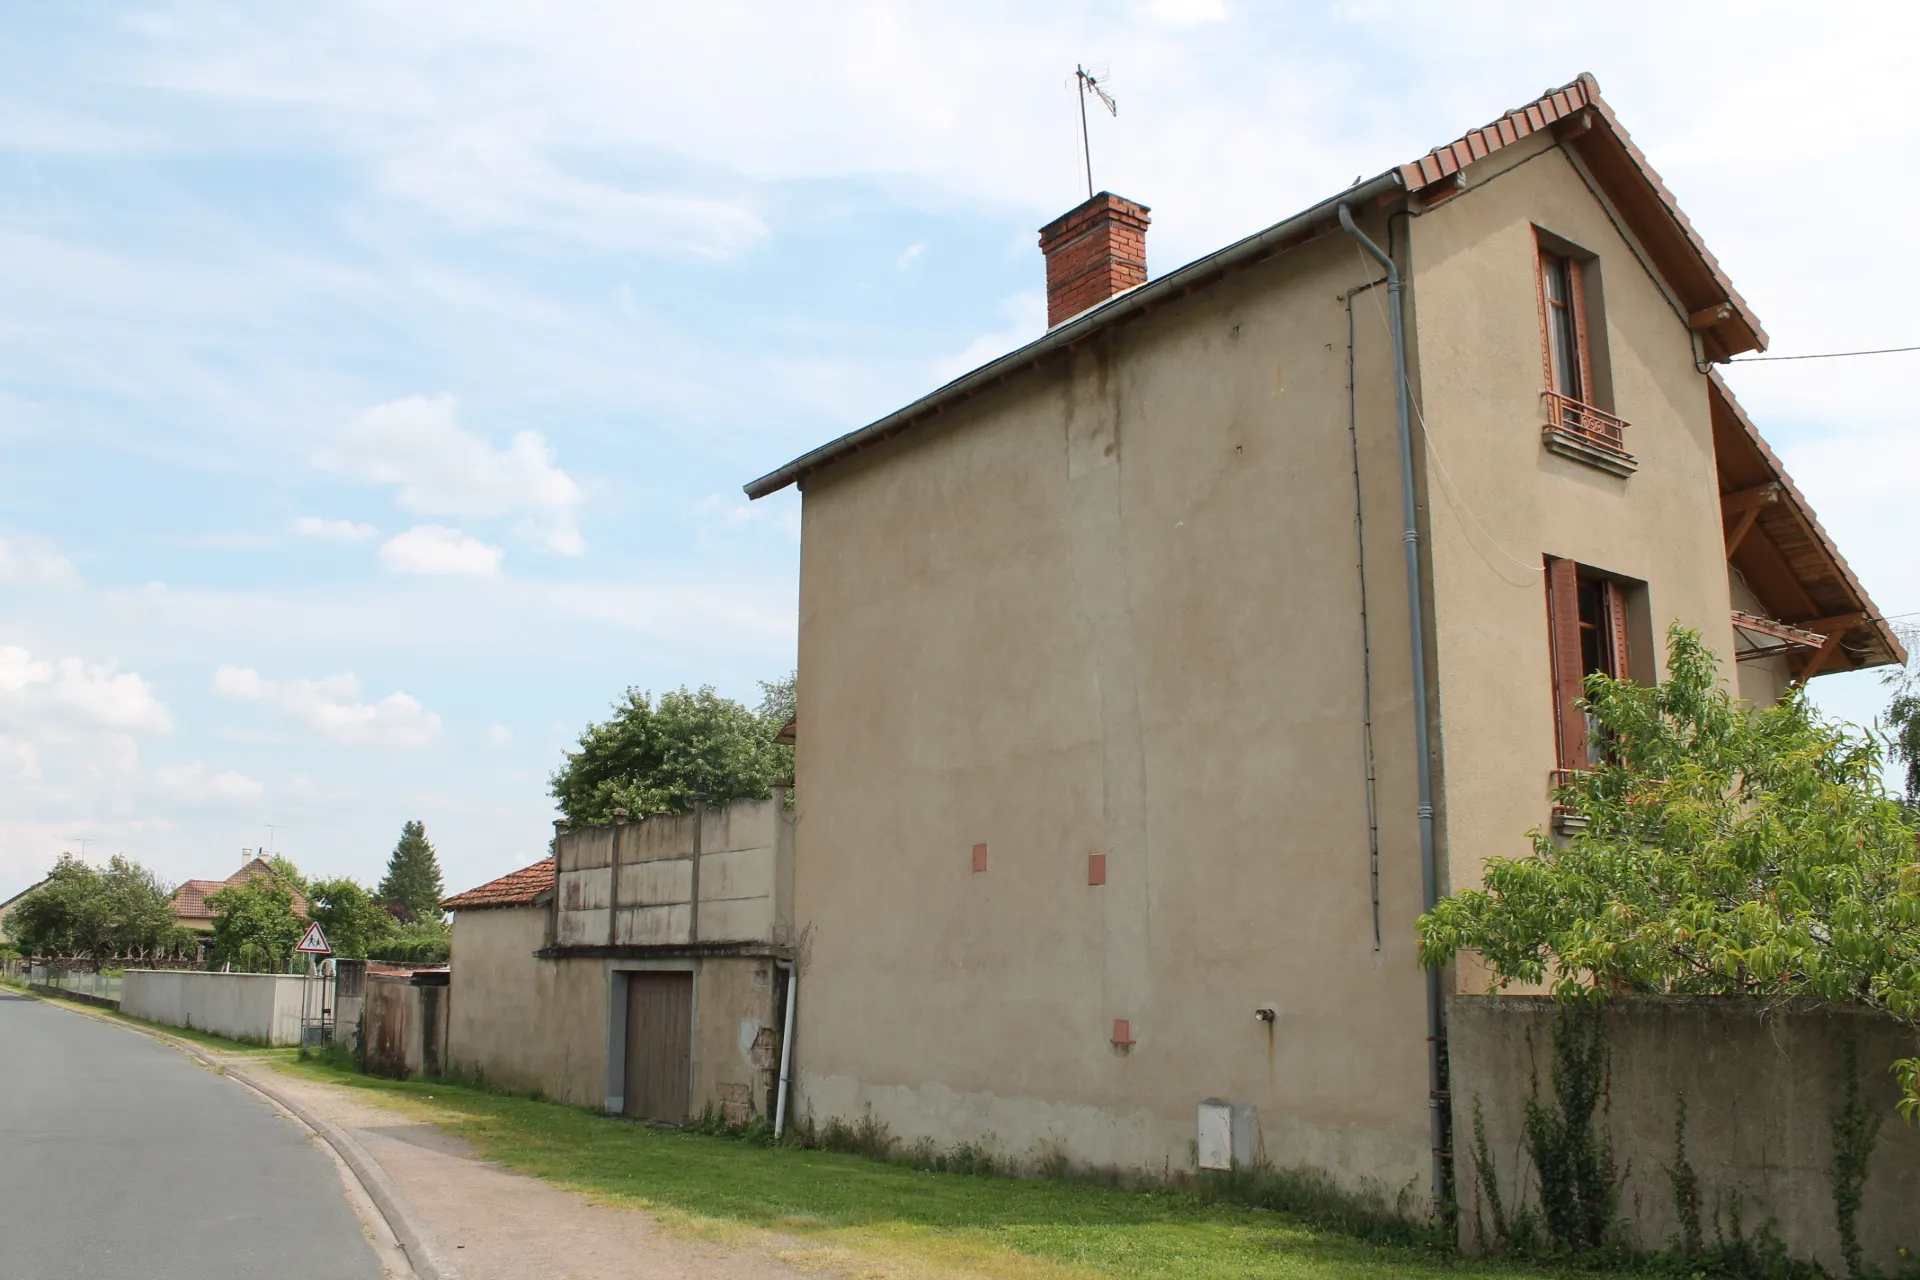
[295,922,332,955]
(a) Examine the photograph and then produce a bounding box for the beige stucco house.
[439,792,796,1126]
[742,74,1903,1213]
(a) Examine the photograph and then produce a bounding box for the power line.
[1726,344,1920,363]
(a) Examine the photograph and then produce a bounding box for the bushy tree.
[206,874,305,972]
[377,821,444,923]
[8,855,192,961]
[1882,623,1920,808]
[307,877,397,960]
[1418,625,1920,1121]
[550,681,792,824]
[367,919,451,964]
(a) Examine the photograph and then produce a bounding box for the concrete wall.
[122,970,309,1045]
[445,905,785,1120]
[445,906,606,1103]
[1405,137,1763,937]
[689,957,783,1124]
[1451,997,1920,1270]
[363,975,449,1079]
[553,796,795,949]
[792,204,1434,1187]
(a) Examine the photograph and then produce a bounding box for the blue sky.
[4,1,1918,901]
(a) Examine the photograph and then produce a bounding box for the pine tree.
[377,820,445,923]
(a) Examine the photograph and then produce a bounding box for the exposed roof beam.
[1720,481,1782,514]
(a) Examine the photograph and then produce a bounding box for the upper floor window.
[1541,251,1589,402]
[1535,230,1634,476]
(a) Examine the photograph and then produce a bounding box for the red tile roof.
[169,858,308,920]
[1395,73,1765,361]
[442,858,554,912]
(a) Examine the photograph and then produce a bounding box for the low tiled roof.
[442,858,554,912]
[169,879,228,920]
[169,858,308,919]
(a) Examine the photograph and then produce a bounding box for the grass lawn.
[275,1059,1580,1280]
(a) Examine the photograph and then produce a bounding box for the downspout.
[1337,203,1450,1220]
[773,959,798,1138]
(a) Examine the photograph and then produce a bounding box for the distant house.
[0,877,49,945]
[168,857,308,934]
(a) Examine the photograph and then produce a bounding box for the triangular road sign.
[295,921,332,954]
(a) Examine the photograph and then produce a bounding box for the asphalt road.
[0,991,386,1280]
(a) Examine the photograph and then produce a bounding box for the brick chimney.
[1037,192,1151,329]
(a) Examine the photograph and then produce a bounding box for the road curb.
[17,989,460,1280]
[225,1064,463,1280]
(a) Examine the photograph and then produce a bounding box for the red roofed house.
[741,73,1911,1255]
[168,857,308,934]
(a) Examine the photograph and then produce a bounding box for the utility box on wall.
[1196,1099,1257,1171]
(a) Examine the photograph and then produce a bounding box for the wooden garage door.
[624,971,692,1124]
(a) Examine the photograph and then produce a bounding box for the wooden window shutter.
[1545,557,1588,769]
[1604,580,1632,680]
[1569,258,1595,402]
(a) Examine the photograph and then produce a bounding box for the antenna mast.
[1074,65,1118,202]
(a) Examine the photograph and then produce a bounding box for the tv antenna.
[265,823,289,856]
[1073,64,1118,202]
[69,836,93,860]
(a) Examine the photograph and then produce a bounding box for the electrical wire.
[1725,344,1920,363]
[1352,242,1543,587]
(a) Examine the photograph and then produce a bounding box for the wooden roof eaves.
[1710,372,1905,669]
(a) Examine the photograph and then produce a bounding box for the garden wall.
[1449,996,1920,1270]
[120,970,309,1045]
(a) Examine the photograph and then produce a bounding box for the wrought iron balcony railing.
[1542,391,1635,476]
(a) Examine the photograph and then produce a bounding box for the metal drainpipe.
[773,960,798,1138]
[1337,202,1450,1220]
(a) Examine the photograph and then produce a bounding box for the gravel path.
[254,1067,813,1280]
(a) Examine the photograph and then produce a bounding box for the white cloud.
[481,723,513,748]
[322,394,584,554]
[934,291,1048,383]
[0,645,173,734]
[895,242,925,270]
[1140,0,1228,23]
[213,664,444,748]
[151,762,265,805]
[378,524,504,577]
[0,535,81,588]
[293,515,378,540]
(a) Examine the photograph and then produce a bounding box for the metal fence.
[24,966,124,1002]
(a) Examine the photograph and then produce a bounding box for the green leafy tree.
[206,874,306,972]
[377,821,445,923]
[9,855,192,961]
[266,854,309,895]
[1882,623,1920,808]
[759,669,797,789]
[1418,624,1920,1121]
[551,682,792,824]
[367,919,452,964]
[306,877,397,960]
